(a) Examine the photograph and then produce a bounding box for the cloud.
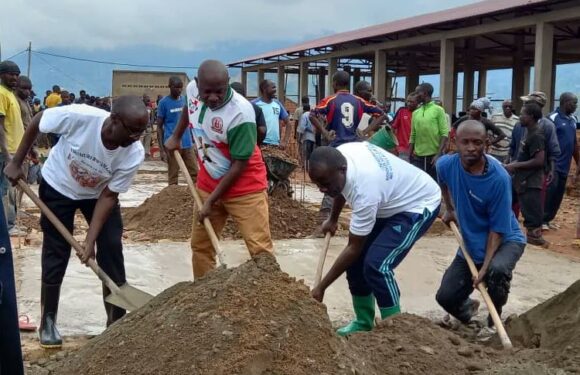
[2,0,476,55]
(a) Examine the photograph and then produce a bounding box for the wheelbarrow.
[264,155,298,197]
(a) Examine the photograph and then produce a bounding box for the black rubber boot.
[39,282,63,348]
[103,284,126,327]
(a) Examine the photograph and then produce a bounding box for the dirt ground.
[24,255,580,375]
[122,185,334,241]
[543,181,580,259]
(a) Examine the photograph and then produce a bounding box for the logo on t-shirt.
[211,117,224,134]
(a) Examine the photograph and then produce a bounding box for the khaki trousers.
[191,189,273,278]
[167,148,198,185]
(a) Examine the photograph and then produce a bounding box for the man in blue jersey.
[156,76,197,185]
[309,71,386,227]
[309,71,385,147]
[543,92,579,230]
[436,120,525,326]
[252,80,291,148]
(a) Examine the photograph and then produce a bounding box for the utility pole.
[27,42,32,77]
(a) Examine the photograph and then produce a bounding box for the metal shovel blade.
[105,283,155,311]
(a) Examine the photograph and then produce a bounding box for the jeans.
[436,241,525,323]
[0,197,24,374]
[518,188,543,230]
[347,207,439,308]
[543,171,568,224]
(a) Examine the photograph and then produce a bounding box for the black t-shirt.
[514,125,545,191]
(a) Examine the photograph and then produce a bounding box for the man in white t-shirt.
[309,142,441,336]
[4,96,148,349]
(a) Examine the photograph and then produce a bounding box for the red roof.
[230,0,548,65]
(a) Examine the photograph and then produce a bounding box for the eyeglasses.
[117,116,143,137]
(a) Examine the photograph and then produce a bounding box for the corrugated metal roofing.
[229,0,548,65]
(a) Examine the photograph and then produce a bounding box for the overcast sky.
[3,0,477,55]
[24,0,580,105]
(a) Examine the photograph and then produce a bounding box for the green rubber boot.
[336,294,375,336]
[379,304,401,320]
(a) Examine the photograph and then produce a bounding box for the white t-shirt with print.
[338,142,441,236]
[40,104,144,200]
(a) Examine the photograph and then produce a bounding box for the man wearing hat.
[508,91,561,245]
[0,61,25,235]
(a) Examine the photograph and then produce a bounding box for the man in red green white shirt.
[165,60,273,278]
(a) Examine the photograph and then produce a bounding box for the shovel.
[449,221,513,350]
[17,180,153,311]
[314,232,331,288]
[174,151,226,267]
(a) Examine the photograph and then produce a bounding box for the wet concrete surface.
[14,160,580,340]
[14,236,580,336]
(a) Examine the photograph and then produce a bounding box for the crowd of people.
[0,55,578,374]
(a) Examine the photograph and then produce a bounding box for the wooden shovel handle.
[314,232,331,288]
[17,180,121,294]
[450,221,513,349]
[173,150,226,266]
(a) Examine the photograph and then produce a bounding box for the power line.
[33,52,92,90]
[32,50,199,70]
[4,49,27,61]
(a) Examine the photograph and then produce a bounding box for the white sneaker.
[541,224,550,231]
[548,222,560,230]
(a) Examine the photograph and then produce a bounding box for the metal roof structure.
[229,0,550,67]
[230,0,580,114]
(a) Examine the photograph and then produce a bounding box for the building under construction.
[229,0,580,114]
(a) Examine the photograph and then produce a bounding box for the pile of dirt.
[506,279,580,351]
[28,254,500,375]
[260,145,299,165]
[123,185,194,241]
[345,314,498,374]
[222,193,321,240]
[34,254,348,375]
[123,185,322,241]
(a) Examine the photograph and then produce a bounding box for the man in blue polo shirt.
[252,80,291,148]
[156,76,197,185]
[544,92,579,230]
[436,120,525,327]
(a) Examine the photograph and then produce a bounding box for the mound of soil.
[260,145,299,165]
[345,314,498,374]
[123,185,194,241]
[506,279,580,351]
[30,254,500,375]
[123,186,321,241]
[39,254,349,375]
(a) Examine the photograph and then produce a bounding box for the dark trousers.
[436,241,524,323]
[0,199,24,375]
[544,171,568,224]
[39,180,126,287]
[411,155,437,180]
[518,187,543,230]
[347,206,439,308]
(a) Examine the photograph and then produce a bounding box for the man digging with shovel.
[165,60,273,279]
[309,142,441,336]
[4,96,148,348]
[435,120,525,329]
